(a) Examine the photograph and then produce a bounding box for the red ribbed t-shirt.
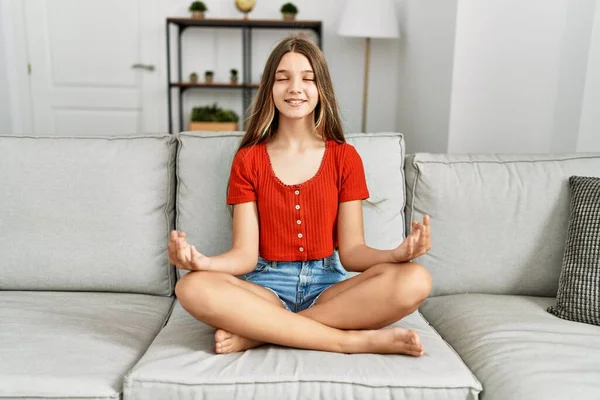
[227,139,370,261]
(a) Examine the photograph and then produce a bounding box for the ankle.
[339,330,365,354]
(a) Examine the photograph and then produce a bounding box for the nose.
[287,77,302,94]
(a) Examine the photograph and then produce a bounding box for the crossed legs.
[175,262,432,355]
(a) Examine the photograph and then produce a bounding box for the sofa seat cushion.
[124,302,481,400]
[0,291,174,399]
[420,294,600,400]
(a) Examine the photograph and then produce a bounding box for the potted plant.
[230,69,239,85]
[189,1,207,19]
[280,3,298,21]
[189,103,240,132]
[204,70,214,84]
[189,72,199,84]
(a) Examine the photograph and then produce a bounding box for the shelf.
[171,82,260,89]
[167,17,322,30]
[165,16,322,133]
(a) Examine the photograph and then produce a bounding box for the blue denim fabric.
[242,251,346,312]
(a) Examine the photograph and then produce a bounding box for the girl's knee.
[176,271,233,302]
[393,263,432,308]
[175,271,201,304]
[409,263,432,298]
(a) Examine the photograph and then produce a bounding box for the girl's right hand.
[168,231,212,271]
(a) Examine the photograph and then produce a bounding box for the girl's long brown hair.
[238,35,346,151]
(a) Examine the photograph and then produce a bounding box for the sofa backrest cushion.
[0,135,177,295]
[405,153,600,297]
[175,132,406,275]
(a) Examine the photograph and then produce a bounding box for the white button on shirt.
[299,247,304,252]
[295,205,300,210]
[297,220,301,225]
[298,233,303,238]
[295,190,300,195]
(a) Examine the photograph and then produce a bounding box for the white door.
[25,0,162,135]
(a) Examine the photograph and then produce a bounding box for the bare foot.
[348,327,424,356]
[214,329,264,354]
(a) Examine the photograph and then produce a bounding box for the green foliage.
[205,70,214,76]
[281,2,298,14]
[230,69,238,76]
[191,103,239,122]
[189,1,207,12]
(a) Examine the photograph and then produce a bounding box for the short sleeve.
[227,150,256,205]
[339,144,370,202]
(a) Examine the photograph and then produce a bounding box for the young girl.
[169,36,432,356]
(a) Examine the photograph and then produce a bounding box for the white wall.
[549,0,597,152]
[395,0,458,154]
[577,2,600,152]
[446,0,597,154]
[0,0,13,134]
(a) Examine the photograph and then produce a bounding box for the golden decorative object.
[235,0,256,19]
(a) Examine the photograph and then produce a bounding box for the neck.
[273,113,322,148]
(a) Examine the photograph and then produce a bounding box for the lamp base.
[362,37,371,133]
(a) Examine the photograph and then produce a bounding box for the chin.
[282,113,309,120]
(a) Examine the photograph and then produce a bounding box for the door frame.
[1,0,33,135]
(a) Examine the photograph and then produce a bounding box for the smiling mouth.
[285,100,306,105]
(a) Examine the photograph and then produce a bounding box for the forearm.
[205,248,257,276]
[339,244,399,272]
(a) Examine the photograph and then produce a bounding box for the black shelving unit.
[166,17,323,133]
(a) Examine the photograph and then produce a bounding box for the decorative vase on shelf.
[235,0,256,20]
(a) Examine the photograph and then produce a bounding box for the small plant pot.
[188,122,238,132]
[192,11,205,19]
[190,75,198,84]
[282,13,296,21]
[230,76,238,85]
[205,75,214,84]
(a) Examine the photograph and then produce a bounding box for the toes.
[410,332,421,346]
[392,327,420,344]
[215,329,231,342]
[217,341,235,354]
[409,344,424,357]
[402,329,420,345]
[215,337,235,354]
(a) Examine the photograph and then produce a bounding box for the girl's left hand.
[391,215,432,263]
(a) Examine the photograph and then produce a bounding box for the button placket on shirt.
[294,188,305,255]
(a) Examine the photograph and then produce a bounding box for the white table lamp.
[338,0,400,132]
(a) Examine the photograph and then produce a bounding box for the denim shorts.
[241,251,347,312]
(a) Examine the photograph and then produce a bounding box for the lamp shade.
[338,0,400,39]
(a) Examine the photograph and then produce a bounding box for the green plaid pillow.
[548,176,600,326]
